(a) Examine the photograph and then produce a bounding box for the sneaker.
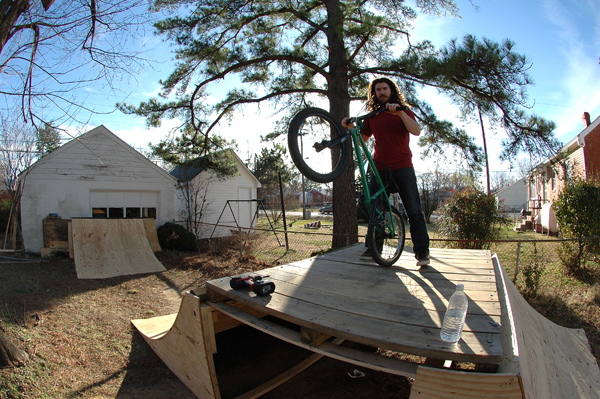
[360,248,371,260]
[415,249,430,266]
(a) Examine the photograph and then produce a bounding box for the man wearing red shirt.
[343,77,430,266]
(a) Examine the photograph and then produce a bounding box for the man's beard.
[376,95,388,106]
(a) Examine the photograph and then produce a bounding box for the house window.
[91,191,158,220]
[142,207,157,219]
[109,207,124,218]
[93,207,156,219]
[126,207,141,218]
[92,208,107,218]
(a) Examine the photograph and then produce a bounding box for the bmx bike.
[287,107,406,267]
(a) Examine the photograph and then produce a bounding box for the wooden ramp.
[494,255,599,398]
[409,254,600,399]
[72,218,166,279]
[131,245,600,399]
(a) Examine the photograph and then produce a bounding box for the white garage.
[19,125,177,253]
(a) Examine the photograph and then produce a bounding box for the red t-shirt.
[361,108,415,170]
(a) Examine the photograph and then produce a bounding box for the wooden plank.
[131,293,220,399]
[319,244,494,266]
[206,278,502,364]
[234,338,345,399]
[49,240,69,249]
[409,366,523,399]
[143,218,162,252]
[208,300,419,378]
[494,256,600,398]
[257,272,501,334]
[301,327,331,347]
[282,258,497,287]
[71,218,166,279]
[263,263,501,313]
[233,353,325,399]
[68,221,73,259]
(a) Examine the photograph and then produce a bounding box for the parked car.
[319,204,333,214]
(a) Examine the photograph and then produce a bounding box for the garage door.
[91,191,158,219]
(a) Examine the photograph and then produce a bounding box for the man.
[342,77,430,266]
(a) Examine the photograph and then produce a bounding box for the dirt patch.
[0,251,412,398]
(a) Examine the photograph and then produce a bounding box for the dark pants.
[368,167,430,254]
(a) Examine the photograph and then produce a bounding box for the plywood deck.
[134,244,600,399]
[72,218,166,279]
[206,244,503,365]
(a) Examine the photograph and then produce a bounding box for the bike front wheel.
[367,205,405,267]
[288,108,351,183]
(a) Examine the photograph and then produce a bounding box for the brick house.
[526,112,600,233]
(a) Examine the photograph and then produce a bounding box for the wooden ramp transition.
[131,246,600,399]
[72,218,166,279]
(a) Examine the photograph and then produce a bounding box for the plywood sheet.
[132,293,219,399]
[494,257,600,399]
[72,218,166,279]
[409,366,523,398]
[143,218,162,252]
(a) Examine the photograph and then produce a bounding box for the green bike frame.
[348,118,398,237]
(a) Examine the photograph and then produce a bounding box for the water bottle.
[440,284,468,343]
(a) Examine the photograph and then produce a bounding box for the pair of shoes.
[360,248,371,260]
[415,249,430,266]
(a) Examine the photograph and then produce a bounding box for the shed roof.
[19,125,177,182]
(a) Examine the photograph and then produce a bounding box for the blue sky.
[52,0,600,176]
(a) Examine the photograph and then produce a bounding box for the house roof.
[19,125,177,182]
[562,114,600,153]
[532,114,600,172]
[170,149,261,186]
[494,177,526,196]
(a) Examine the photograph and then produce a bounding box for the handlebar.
[348,105,408,124]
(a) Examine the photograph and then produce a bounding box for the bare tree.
[0,0,153,127]
[0,111,37,192]
[490,171,516,192]
[176,172,216,239]
[418,169,453,223]
[0,110,39,368]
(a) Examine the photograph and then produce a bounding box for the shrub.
[554,179,600,276]
[157,222,198,251]
[435,187,510,249]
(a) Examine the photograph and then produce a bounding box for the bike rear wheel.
[288,108,351,183]
[367,205,405,267]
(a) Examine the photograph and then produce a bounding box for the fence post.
[278,173,289,251]
[238,226,243,258]
[514,241,521,281]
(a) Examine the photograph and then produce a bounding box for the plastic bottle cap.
[456,284,464,290]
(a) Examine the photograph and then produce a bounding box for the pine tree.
[121,1,560,248]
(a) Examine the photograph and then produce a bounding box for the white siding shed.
[19,125,177,252]
[171,150,261,239]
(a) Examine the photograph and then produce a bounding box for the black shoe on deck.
[416,250,430,266]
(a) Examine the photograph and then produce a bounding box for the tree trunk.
[478,107,491,195]
[324,0,358,249]
[0,329,29,368]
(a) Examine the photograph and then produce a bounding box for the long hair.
[366,77,408,112]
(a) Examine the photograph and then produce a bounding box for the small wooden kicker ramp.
[72,218,166,279]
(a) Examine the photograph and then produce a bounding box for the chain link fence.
[202,220,599,288]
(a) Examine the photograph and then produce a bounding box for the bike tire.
[288,107,351,183]
[367,205,405,267]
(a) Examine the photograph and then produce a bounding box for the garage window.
[92,208,107,218]
[126,207,141,218]
[92,206,156,219]
[91,191,158,220]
